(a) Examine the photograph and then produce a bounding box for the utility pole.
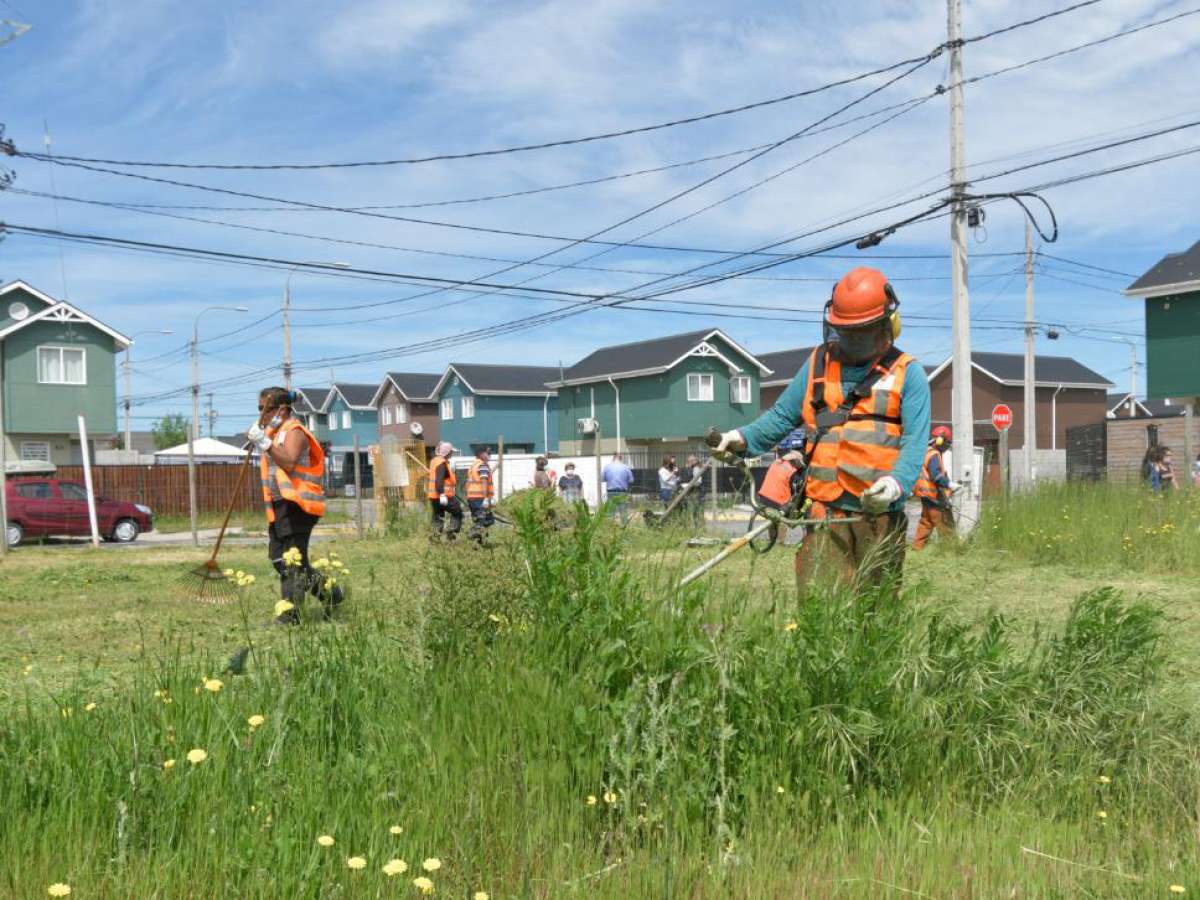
[191,328,201,442]
[947,0,975,533]
[1022,219,1036,488]
[282,278,293,392]
[123,348,133,451]
[205,392,217,438]
[1127,344,1137,417]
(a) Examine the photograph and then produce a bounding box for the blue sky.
[1,0,1198,431]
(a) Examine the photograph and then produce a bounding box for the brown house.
[1105,393,1198,480]
[370,372,440,450]
[757,345,813,410]
[927,352,1112,453]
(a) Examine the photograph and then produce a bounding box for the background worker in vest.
[427,441,463,539]
[912,425,958,550]
[247,386,342,625]
[710,267,931,593]
[465,447,496,542]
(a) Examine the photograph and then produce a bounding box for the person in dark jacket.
[427,441,463,539]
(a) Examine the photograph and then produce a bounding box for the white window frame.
[37,345,87,385]
[461,396,475,419]
[729,375,751,404]
[381,405,393,426]
[687,372,714,402]
[20,441,51,461]
[328,413,338,431]
[397,403,409,424]
[341,411,351,429]
[441,398,454,420]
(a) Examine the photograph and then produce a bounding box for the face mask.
[834,325,885,364]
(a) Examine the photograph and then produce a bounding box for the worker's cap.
[436,440,456,456]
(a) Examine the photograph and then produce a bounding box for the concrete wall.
[1107,414,1200,481]
[1006,448,1066,489]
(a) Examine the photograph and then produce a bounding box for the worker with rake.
[711,268,932,593]
[247,387,342,625]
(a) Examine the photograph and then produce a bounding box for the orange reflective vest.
[466,459,494,500]
[260,419,325,522]
[913,447,943,501]
[427,456,456,500]
[800,345,912,502]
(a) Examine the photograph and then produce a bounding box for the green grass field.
[3,486,1200,898]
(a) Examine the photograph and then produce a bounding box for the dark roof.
[292,386,328,414]
[384,372,439,401]
[445,364,560,395]
[1127,239,1200,295]
[554,328,768,384]
[933,352,1112,387]
[1107,392,1185,418]
[328,383,378,409]
[758,346,813,385]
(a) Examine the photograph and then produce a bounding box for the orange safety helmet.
[930,425,952,447]
[827,267,897,326]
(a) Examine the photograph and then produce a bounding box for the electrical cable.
[1036,252,1134,279]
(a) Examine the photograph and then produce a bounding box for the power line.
[1036,252,1135,279]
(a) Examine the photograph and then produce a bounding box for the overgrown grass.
[2,491,1199,896]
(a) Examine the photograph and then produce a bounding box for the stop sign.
[992,404,1014,431]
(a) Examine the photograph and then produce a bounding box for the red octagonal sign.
[992,403,1014,432]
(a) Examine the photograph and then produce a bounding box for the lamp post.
[283,262,350,391]
[123,329,174,453]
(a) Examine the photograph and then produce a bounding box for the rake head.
[181,559,239,605]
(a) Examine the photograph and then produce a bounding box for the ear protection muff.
[884,282,902,340]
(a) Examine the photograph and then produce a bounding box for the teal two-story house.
[549,328,770,459]
[318,383,378,486]
[0,281,130,467]
[433,364,559,454]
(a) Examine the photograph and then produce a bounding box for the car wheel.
[5,521,22,547]
[111,518,140,543]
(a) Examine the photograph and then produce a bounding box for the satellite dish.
[409,421,424,436]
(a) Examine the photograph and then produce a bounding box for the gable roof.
[320,382,378,412]
[371,371,440,407]
[758,346,814,386]
[433,363,560,397]
[927,352,1112,389]
[1125,239,1200,298]
[1107,392,1185,419]
[291,386,328,415]
[548,328,772,387]
[0,281,132,348]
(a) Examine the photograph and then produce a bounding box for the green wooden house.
[1125,239,1200,399]
[548,328,771,458]
[0,281,131,466]
[433,364,559,454]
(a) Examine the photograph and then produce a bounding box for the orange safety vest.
[913,447,942,501]
[800,345,912,502]
[427,456,456,500]
[466,459,494,500]
[260,419,325,522]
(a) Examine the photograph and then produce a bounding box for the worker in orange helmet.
[710,267,932,594]
[912,425,960,549]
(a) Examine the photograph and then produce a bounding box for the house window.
[328,413,338,432]
[397,403,408,424]
[20,441,50,461]
[729,376,751,404]
[441,398,454,420]
[37,346,86,385]
[341,411,351,429]
[382,405,393,426]
[687,373,714,402]
[461,396,475,419]
[1146,424,1159,447]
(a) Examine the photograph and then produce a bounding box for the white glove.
[948,480,963,494]
[246,423,272,452]
[712,429,746,456]
[439,495,449,507]
[860,475,902,515]
[483,498,492,509]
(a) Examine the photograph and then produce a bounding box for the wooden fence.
[55,463,260,516]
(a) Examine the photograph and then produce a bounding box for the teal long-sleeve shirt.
[740,349,932,511]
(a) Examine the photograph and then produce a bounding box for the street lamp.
[283,262,350,390]
[122,329,174,452]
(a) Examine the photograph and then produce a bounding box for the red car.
[5,478,154,546]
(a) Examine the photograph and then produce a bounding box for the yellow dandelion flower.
[241,574,256,586]
[1170,886,1186,895]
[585,795,597,806]
[382,858,408,877]
[1096,810,1107,819]
[235,570,245,579]
[84,702,97,712]
[422,858,442,872]
[23,664,33,675]
[1097,775,1111,784]
[775,785,786,794]
[203,678,224,693]
[274,599,295,618]
[223,568,235,577]
[783,622,798,631]
[186,748,208,765]
[341,569,351,576]
[474,893,489,900]
[346,856,367,870]
[389,824,403,835]
[326,577,338,588]
[247,714,266,729]
[412,876,434,895]
[603,790,618,805]
[331,559,344,569]
[47,885,71,897]
[162,758,176,770]
[317,834,335,847]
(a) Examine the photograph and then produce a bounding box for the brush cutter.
[643,458,714,528]
[181,403,281,603]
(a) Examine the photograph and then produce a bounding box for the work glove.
[484,497,493,509]
[948,480,963,494]
[860,475,902,515]
[711,429,746,457]
[439,495,449,507]
[246,423,272,452]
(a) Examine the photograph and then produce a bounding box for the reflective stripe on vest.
[427,456,456,500]
[466,460,493,500]
[260,419,326,522]
[800,346,912,501]
[913,447,941,501]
